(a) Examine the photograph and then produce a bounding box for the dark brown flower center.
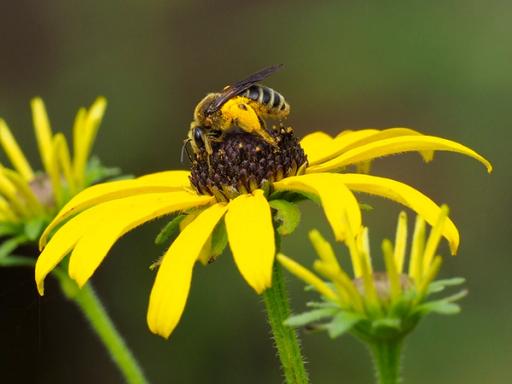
[189,125,308,201]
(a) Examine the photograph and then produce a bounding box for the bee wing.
[205,64,284,114]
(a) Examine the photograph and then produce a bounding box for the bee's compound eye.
[194,128,203,143]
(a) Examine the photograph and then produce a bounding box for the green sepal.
[427,277,466,295]
[414,289,467,316]
[359,203,373,211]
[269,200,301,236]
[371,317,402,331]
[24,217,47,241]
[210,220,228,259]
[155,214,186,245]
[326,311,364,338]
[270,190,318,204]
[84,156,124,186]
[285,307,338,327]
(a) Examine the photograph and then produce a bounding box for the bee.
[185,64,290,161]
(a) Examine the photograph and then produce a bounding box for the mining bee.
[184,64,290,162]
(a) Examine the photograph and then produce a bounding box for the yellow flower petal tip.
[226,190,275,294]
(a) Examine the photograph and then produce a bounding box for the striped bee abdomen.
[241,85,289,118]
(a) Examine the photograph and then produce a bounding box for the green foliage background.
[0,1,509,383]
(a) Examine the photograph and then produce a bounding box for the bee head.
[194,93,218,125]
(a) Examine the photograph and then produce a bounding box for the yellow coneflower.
[0,96,107,233]
[279,208,467,383]
[35,125,490,338]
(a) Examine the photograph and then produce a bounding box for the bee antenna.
[180,139,193,164]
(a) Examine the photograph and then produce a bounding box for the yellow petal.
[225,190,275,293]
[336,127,434,161]
[0,120,34,181]
[31,97,54,175]
[301,129,380,166]
[274,173,362,241]
[277,253,337,300]
[147,203,227,338]
[299,131,336,165]
[394,211,408,273]
[68,192,214,287]
[39,171,191,248]
[73,97,107,189]
[337,173,459,254]
[307,135,492,174]
[35,207,101,295]
[53,133,77,194]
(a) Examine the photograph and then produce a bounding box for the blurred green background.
[0,1,510,383]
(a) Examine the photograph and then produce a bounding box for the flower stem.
[262,262,309,384]
[368,338,404,384]
[54,268,149,384]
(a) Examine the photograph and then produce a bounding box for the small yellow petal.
[225,190,275,293]
[39,171,192,249]
[0,169,29,217]
[68,192,214,287]
[277,253,337,300]
[147,203,227,338]
[0,120,34,181]
[73,97,107,189]
[338,173,459,254]
[31,97,54,175]
[274,173,362,241]
[53,133,77,194]
[307,135,492,174]
[408,215,426,283]
[394,211,408,273]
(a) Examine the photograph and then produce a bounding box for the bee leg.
[256,117,278,148]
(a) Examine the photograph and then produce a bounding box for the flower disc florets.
[190,125,308,201]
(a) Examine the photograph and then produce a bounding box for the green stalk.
[54,268,149,384]
[368,338,404,384]
[262,262,309,384]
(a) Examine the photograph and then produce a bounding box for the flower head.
[278,207,467,340]
[35,124,490,338]
[0,97,115,255]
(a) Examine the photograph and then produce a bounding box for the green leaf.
[427,277,466,294]
[372,317,402,331]
[326,311,363,338]
[210,220,228,258]
[155,215,186,245]
[0,235,29,258]
[285,308,338,327]
[269,200,301,235]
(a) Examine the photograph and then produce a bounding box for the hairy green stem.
[53,268,149,384]
[368,338,403,384]
[262,262,309,384]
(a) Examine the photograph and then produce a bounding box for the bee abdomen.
[242,85,288,114]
